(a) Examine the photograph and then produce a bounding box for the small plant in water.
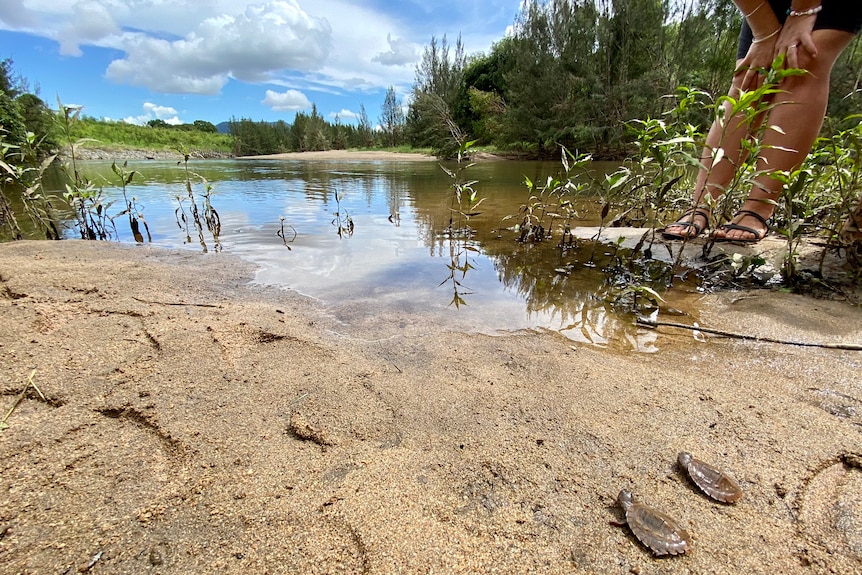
[331,187,354,238]
[111,161,151,243]
[174,145,221,252]
[438,139,482,308]
[56,99,121,240]
[506,147,593,246]
[278,215,297,249]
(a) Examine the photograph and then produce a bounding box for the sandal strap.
[668,221,702,233]
[716,222,766,239]
[732,209,769,227]
[662,206,711,239]
[682,207,711,220]
[677,207,711,232]
[715,209,770,240]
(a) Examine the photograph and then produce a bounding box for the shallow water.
[19,157,692,350]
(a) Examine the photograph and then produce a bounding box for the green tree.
[0,58,23,98]
[0,58,29,149]
[413,34,465,102]
[451,40,512,146]
[15,93,57,149]
[357,104,375,147]
[193,120,218,133]
[664,0,739,100]
[0,91,26,145]
[407,34,466,153]
[482,0,743,156]
[502,0,581,154]
[379,86,405,147]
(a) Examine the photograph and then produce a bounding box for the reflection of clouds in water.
[67,159,662,352]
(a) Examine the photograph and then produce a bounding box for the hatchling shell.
[678,451,743,503]
[617,489,690,556]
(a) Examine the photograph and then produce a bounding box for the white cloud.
[328,108,358,120]
[57,1,120,56]
[121,101,183,125]
[262,89,311,111]
[0,0,516,104]
[105,1,332,94]
[143,102,179,118]
[372,33,417,67]
[0,0,42,27]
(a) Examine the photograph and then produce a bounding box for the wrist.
[752,27,781,43]
[739,1,782,38]
[788,5,822,17]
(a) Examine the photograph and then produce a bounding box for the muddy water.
[33,157,692,350]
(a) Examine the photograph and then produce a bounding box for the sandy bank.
[0,240,860,574]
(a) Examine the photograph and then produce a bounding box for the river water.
[14,156,696,351]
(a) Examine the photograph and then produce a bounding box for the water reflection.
[14,157,670,350]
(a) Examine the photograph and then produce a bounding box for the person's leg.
[665,28,855,240]
[663,66,757,238]
[713,28,855,240]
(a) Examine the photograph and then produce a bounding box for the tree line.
[228,94,408,156]
[3,0,861,162]
[408,0,862,158]
[228,103,377,156]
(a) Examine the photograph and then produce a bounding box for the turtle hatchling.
[678,451,743,503]
[617,489,690,556]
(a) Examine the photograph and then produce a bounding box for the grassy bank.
[68,118,233,153]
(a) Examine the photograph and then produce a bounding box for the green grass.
[68,118,233,153]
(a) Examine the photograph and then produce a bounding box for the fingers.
[742,69,759,91]
[785,44,799,69]
[733,55,759,92]
[800,35,818,58]
[733,67,759,93]
[782,35,817,69]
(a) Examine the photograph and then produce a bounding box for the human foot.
[712,209,770,243]
[662,208,710,240]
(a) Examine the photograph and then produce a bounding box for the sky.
[0,0,521,127]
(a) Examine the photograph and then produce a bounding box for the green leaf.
[659,136,696,146]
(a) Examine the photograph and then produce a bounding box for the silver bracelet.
[752,27,781,44]
[788,5,822,17]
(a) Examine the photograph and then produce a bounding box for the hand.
[776,15,817,68]
[734,35,780,93]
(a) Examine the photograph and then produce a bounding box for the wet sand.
[1,238,861,574]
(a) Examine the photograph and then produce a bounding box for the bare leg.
[665,29,856,240]
[715,29,855,240]
[663,66,760,237]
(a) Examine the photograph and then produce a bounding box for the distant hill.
[216,121,231,134]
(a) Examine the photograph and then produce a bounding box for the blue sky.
[0,0,521,126]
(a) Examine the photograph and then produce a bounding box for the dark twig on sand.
[132,296,221,308]
[637,318,862,351]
